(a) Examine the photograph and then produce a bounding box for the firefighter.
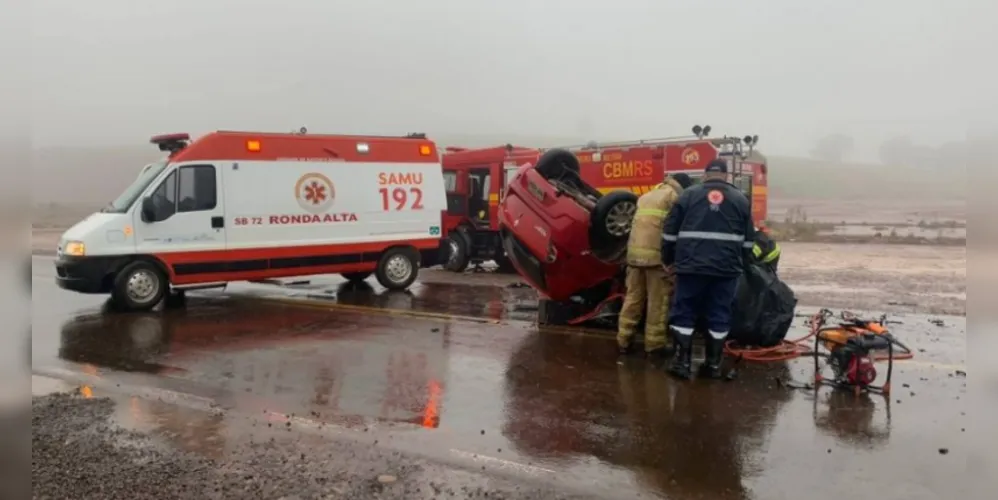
[662,159,754,379]
[617,173,693,359]
[752,227,781,273]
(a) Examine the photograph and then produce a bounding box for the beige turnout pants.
[617,265,674,351]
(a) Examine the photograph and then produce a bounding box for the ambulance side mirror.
[140,197,157,223]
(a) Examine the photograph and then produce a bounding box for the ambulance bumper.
[54,255,116,294]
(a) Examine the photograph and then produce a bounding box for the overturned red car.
[498,132,762,326]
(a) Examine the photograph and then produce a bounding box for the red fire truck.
[439,144,538,272]
[440,129,768,274]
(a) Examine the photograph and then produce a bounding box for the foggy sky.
[20,0,998,160]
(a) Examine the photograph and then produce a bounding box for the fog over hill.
[30,133,972,207]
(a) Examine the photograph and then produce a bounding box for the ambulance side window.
[177,165,217,212]
[149,171,177,220]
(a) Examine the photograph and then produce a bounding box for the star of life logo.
[294,172,335,214]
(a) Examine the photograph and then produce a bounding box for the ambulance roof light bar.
[149,133,191,154]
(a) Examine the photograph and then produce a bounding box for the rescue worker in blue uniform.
[662,159,755,379]
[751,227,781,273]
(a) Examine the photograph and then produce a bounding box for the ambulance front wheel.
[112,260,167,312]
[376,248,419,290]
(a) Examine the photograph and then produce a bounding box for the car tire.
[535,148,580,180]
[589,190,638,248]
[341,271,372,282]
[376,247,419,290]
[444,232,471,272]
[111,260,167,312]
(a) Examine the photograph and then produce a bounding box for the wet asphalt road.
[31,255,975,499]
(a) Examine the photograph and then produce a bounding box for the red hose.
[724,313,915,362]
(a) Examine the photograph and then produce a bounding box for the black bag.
[729,263,797,347]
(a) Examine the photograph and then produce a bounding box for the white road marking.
[448,448,556,476]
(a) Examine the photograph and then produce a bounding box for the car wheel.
[535,148,580,180]
[444,232,471,272]
[589,190,638,248]
[376,247,419,290]
[341,271,372,282]
[111,260,167,312]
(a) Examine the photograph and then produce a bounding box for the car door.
[133,163,226,263]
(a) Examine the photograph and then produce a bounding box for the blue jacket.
[662,179,754,277]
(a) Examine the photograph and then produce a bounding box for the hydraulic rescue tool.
[810,309,911,396]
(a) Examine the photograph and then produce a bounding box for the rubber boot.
[698,336,726,379]
[667,330,693,380]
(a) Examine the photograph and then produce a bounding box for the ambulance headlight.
[63,241,86,256]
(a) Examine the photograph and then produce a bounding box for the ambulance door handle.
[211,216,224,229]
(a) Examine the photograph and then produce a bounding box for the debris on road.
[32,393,588,500]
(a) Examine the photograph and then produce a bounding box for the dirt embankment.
[418,242,966,316]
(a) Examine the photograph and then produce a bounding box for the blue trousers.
[668,274,739,335]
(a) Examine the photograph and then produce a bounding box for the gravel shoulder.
[33,392,589,500]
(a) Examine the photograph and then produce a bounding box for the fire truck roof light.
[357,142,370,153]
[246,140,261,152]
[419,144,432,156]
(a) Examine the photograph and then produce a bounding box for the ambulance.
[54,129,447,311]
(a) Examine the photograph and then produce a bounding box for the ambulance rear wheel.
[341,272,372,283]
[112,260,167,312]
[376,248,419,290]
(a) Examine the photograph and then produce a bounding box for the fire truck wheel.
[589,190,638,247]
[444,232,471,272]
[376,247,419,290]
[111,260,167,312]
[341,271,372,282]
[535,148,580,180]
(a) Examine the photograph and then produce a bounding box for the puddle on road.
[47,285,969,500]
[232,278,540,324]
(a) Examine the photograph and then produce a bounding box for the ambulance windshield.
[103,160,169,213]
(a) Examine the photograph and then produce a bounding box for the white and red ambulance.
[55,129,447,311]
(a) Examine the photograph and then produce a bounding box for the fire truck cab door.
[134,162,227,256]
[467,168,491,226]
